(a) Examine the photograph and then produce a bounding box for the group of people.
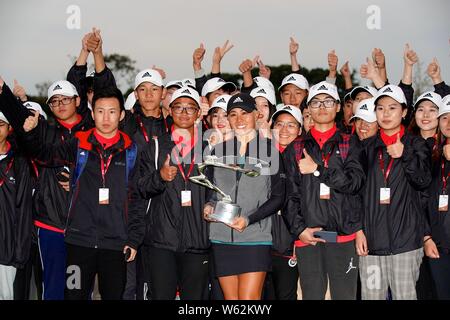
[0,29,449,300]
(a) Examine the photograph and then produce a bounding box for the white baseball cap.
[181,78,196,89]
[374,85,406,105]
[165,80,183,90]
[124,92,137,111]
[438,94,450,117]
[414,91,442,110]
[278,73,309,91]
[209,94,232,113]
[170,87,201,107]
[350,86,378,100]
[0,112,9,124]
[201,77,237,97]
[134,69,164,90]
[250,86,276,105]
[24,101,48,120]
[350,98,377,123]
[307,81,340,104]
[253,76,275,92]
[46,80,78,103]
[271,105,303,126]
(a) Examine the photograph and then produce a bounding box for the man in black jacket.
[21,87,145,300]
[132,86,210,300]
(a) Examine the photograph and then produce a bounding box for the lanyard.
[172,147,195,183]
[137,116,169,143]
[31,159,39,179]
[378,148,394,184]
[0,158,14,187]
[321,143,335,168]
[441,158,450,194]
[97,148,113,187]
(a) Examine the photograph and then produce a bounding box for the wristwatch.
[313,165,322,177]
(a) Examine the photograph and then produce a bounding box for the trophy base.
[210,201,241,225]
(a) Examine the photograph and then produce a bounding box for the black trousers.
[429,249,450,300]
[296,241,358,300]
[65,244,126,300]
[14,242,43,300]
[264,254,298,300]
[149,247,209,300]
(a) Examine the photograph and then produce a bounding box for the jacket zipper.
[383,147,393,254]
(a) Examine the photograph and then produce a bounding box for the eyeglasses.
[49,97,74,108]
[308,99,336,109]
[171,105,199,115]
[273,121,300,130]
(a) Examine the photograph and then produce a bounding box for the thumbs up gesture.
[13,79,27,102]
[193,43,206,71]
[160,154,178,182]
[403,43,418,66]
[23,110,40,132]
[298,148,318,174]
[386,133,404,158]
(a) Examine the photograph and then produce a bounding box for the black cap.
[227,93,257,113]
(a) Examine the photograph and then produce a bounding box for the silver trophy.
[189,155,260,224]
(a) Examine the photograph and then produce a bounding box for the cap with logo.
[209,94,232,113]
[253,76,275,92]
[165,80,183,90]
[278,73,309,91]
[201,77,237,97]
[170,87,201,107]
[307,81,340,104]
[227,93,257,113]
[350,86,378,100]
[350,98,377,123]
[414,91,442,110]
[24,101,48,120]
[250,86,276,105]
[271,105,303,126]
[181,78,196,89]
[134,69,164,90]
[374,85,406,105]
[438,94,450,117]
[47,80,79,103]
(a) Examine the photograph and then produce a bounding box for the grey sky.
[0,0,448,96]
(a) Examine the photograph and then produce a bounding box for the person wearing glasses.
[133,87,210,300]
[283,81,365,299]
[0,77,94,300]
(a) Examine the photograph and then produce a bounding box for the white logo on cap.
[383,87,393,93]
[423,93,433,98]
[233,97,243,103]
[181,89,191,94]
[142,72,152,78]
[53,84,62,91]
[287,76,296,82]
[217,98,226,103]
[317,85,328,91]
[360,104,368,111]
[257,88,266,94]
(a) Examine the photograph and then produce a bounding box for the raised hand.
[427,58,442,84]
[193,43,206,71]
[256,57,271,80]
[328,49,338,75]
[152,65,166,80]
[372,48,386,69]
[213,40,234,64]
[23,110,40,132]
[13,79,27,102]
[86,28,102,53]
[289,37,299,56]
[403,43,418,66]
[298,149,318,174]
[239,59,254,74]
[160,154,178,182]
[386,133,404,158]
[340,61,350,78]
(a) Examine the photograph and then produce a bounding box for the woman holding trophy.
[202,93,286,300]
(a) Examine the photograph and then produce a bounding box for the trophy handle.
[189,174,232,202]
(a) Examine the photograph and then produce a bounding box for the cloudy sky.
[0,0,448,95]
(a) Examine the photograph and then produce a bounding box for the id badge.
[99,188,110,205]
[439,195,448,212]
[320,183,330,200]
[380,187,390,205]
[181,190,192,207]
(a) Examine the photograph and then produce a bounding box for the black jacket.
[360,132,432,255]
[0,149,33,268]
[21,128,145,251]
[133,130,210,254]
[283,129,366,238]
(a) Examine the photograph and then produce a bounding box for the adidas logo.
[217,78,225,83]
[287,76,296,82]
[447,101,450,106]
[383,87,393,93]
[176,81,183,86]
[185,80,192,84]
[317,84,328,91]
[142,72,152,78]
[53,84,62,91]
[283,106,292,111]
[80,151,85,156]
[360,104,368,111]
[233,97,243,103]
[217,97,226,103]
[25,103,31,108]
[181,89,191,94]
[423,93,433,98]
[257,88,266,94]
